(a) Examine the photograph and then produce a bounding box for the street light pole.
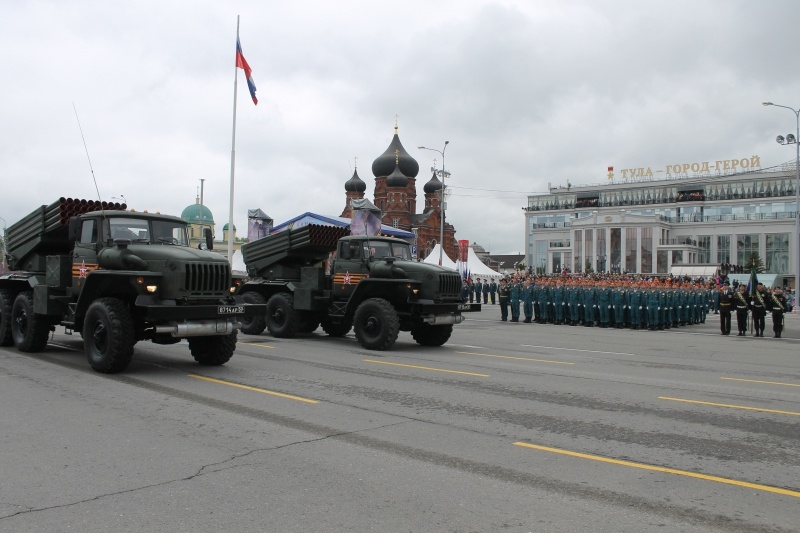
[419,141,450,266]
[0,216,6,273]
[763,102,800,294]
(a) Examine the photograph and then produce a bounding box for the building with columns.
[523,165,796,286]
[341,124,458,262]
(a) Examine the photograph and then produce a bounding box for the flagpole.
[228,15,240,264]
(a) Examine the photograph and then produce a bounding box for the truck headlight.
[146,285,158,293]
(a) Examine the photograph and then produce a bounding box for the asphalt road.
[1,306,798,532]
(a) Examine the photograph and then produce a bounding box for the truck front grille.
[184,262,230,295]
[438,273,462,299]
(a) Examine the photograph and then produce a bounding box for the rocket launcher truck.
[0,198,265,373]
[237,224,479,350]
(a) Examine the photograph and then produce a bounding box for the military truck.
[237,224,479,350]
[0,198,265,373]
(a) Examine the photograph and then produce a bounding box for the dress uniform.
[768,287,789,338]
[583,281,597,327]
[498,279,510,321]
[522,279,534,323]
[552,280,566,324]
[488,280,497,305]
[734,285,750,336]
[509,278,521,322]
[718,282,734,335]
[750,283,768,337]
[596,281,611,327]
[474,279,483,305]
[612,283,626,328]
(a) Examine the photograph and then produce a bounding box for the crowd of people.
[462,273,794,338]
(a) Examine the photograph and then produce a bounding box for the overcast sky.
[2,0,800,255]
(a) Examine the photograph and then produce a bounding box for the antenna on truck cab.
[73,102,109,237]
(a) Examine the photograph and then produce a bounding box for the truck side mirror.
[204,228,213,250]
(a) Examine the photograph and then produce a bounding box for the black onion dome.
[385,164,409,188]
[344,169,366,192]
[372,133,419,178]
[423,170,442,193]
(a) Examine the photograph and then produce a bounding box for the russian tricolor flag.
[236,37,257,105]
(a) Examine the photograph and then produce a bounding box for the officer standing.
[583,280,597,327]
[597,280,611,328]
[552,278,566,325]
[498,278,510,321]
[474,279,482,306]
[750,282,768,337]
[488,279,497,305]
[522,278,534,323]
[509,276,521,322]
[768,287,789,338]
[734,284,750,336]
[718,281,734,335]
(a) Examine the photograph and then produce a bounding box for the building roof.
[181,202,214,224]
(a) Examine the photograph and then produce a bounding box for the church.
[340,124,458,262]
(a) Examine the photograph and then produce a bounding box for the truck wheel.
[11,291,51,352]
[240,292,267,335]
[84,298,135,373]
[411,323,453,347]
[266,292,297,338]
[321,318,351,337]
[353,298,399,350]
[0,290,14,347]
[188,332,237,366]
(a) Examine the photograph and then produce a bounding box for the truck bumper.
[134,295,266,324]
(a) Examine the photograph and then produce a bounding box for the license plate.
[218,305,244,315]
[458,304,471,310]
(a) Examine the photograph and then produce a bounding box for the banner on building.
[350,199,382,236]
[247,208,273,242]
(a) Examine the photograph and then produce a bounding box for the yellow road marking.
[721,377,800,388]
[188,374,318,404]
[659,396,800,416]
[513,442,800,499]
[243,342,275,349]
[456,351,574,365]
[363,359,489,377]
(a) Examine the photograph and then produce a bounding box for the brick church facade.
[341,125,457,262]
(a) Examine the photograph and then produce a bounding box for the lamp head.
[444,140,449,145]
[762,102,773,106]
[776,135,785,144]
[786,133,797,144]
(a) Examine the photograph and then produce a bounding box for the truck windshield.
[106,218,188,246]
[364,241,411,260]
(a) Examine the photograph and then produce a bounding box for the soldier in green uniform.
[612,281,625,328]
[488,279,497,305]
[498,278,510,321]
[734,283,750,336]
[552,278,566,325]
[750,282,768,337]
[509,276,521,322]
[522,278,534,323]
[768,287,789,338]
[583,280,597,327]
[718,281,734,335]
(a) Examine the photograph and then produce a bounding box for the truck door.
[72,218,100,295]
[332,240,368,299]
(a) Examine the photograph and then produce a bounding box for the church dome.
[372,130,419,179]
[344,169,367,192]
[181,200,214,225]
[385,164,409,188]
[222,223,236,231]
[423,170,442,193]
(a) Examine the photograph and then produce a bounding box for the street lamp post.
[0,216,6,273]
[763,102,800,293]
[419,141,449,266]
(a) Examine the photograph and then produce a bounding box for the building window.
[736,234,759,265]
[640,227,652,274]
[717,235,730,264]
[392,218,400,228]
[574,230,582,273]
[697,235,711,263]
[535,240,547,273]
[625,228,637,273]
[672,251,683,264]
[765,233,790,274]
[657,250,668,273]
[584,230,593,271]
[610,228,621,273]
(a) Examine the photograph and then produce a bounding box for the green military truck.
[0,198,265,373]
[237,224,479,350]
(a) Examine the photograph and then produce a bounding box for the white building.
[523,164,797,287]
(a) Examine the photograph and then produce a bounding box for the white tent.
[466,247,503,281]
[422,244,457,270]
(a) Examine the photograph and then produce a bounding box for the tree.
[743,252,765,274]
[584,259,594,275]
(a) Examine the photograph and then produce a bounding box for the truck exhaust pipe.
[155,319,242,337]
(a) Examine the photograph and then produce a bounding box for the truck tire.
[411,323,453,347]
[240,292,267,335]
[353,298,399,350]
[266,292,297,338]
[321,318,351,337]
[0,290,13,347]
[188,332,237,366]
[84,298,135,373]
[11,291,51,352]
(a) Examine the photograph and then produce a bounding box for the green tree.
[584,259,594,275]
[743,252,765,273]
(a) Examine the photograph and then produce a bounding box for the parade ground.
[1,306,798,532]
